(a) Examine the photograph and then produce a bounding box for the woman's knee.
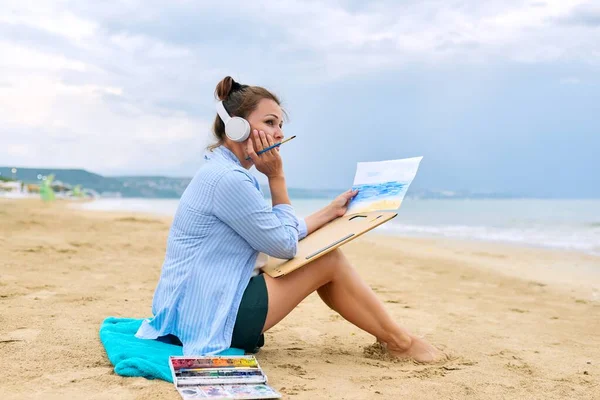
[308,248,349,280]
[324,248,346,264]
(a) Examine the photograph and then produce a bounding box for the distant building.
[0,180,35,198]
[0,180,22,193]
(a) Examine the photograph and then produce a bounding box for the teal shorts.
[230,274,269,353]
[157,274,269,354]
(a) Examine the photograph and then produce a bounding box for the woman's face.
[246,99,284,144]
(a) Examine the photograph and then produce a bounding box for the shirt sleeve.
[213,169,301,259]
[297,218,308,240]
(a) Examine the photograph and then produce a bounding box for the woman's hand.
[327,189,359,218]
[304,189,358,235]
[246,129,284,179]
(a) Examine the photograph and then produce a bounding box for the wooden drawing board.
[262,211,398,278]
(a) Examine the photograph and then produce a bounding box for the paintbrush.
[245,135,296,160]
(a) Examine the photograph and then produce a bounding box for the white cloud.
[0,41,88,71]
[0,71,212,174]
[0,0,96,42]
[74,0,597,80]
[245,0,597,72]
[0,1,218,174]
[0,0,599,176]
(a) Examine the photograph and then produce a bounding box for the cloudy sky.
[1,0,599,197]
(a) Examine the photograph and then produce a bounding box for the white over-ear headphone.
[216,101,251,142]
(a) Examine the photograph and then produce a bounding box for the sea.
[76,198,600,256]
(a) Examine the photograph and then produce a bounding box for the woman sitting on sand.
[136,76,441,363]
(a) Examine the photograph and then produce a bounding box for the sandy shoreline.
[1,199,598,399]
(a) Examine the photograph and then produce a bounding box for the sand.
[1,198,599,400]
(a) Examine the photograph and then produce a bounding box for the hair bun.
[215,76,234,101]
[215,76,248,101]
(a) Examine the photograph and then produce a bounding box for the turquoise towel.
[99,317,244,382]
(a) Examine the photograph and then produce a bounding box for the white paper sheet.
[345,156,423,215]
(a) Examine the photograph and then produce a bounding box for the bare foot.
[387,336,443,363]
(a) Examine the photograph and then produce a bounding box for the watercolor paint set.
[169,355,282,399]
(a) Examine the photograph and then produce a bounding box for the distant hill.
[0,167,516,199]
[1,167,119,187]
[116,176,192,198]
[0,167,188,198]
[0,167,345,199]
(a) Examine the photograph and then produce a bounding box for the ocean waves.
[379,222,600,256]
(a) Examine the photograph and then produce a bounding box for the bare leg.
[316,274,440,362]
[262,249,441,362]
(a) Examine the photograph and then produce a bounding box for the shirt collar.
[205,145,243,167]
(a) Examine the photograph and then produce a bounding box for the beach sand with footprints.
[1,199,599,399]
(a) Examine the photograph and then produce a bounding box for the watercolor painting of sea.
[346,156,423,215]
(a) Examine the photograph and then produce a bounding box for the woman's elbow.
[271,237,298,259]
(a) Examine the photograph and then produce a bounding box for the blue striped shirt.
[135,145,307,355]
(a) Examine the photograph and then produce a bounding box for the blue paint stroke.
[350,181,407,203]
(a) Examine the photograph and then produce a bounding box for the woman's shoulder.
[183,161,256,201]
[196,159,253,184]
[199,147,255,181]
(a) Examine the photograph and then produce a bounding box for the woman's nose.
[273,128,284,140]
